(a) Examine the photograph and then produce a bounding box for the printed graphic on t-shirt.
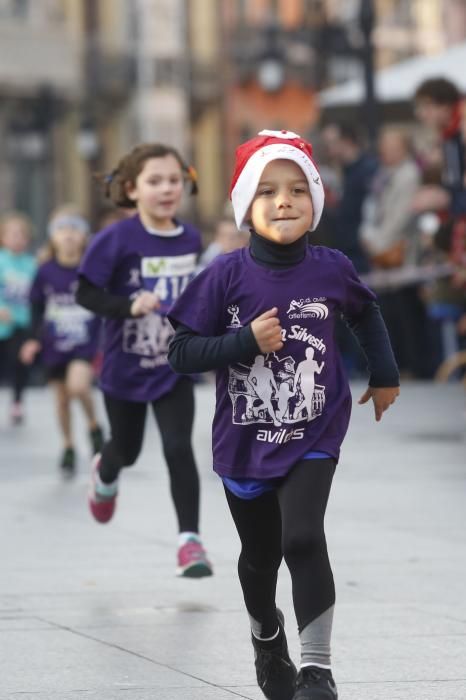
[286,297,329,319]
[45,294,94,352]
[227,304,242,328]
[228,349,325,428]
[122,314,174,368]
[121,252,197,368]
[1,271,31,304]
[141,253,197,310]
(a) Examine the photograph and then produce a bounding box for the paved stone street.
[1,380,465,699]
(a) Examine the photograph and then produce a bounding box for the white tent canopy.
[319,41,466,107]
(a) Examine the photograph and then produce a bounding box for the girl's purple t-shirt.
[169,245,376,479]
[78,215,201,402]
[30,260,100,368]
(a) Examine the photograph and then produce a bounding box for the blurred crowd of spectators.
[314,77,466,380]
[1,78,465,389]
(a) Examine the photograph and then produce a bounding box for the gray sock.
[249,614,279,641]
[299,605,334,668]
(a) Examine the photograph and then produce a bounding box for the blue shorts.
[222,451,332,500]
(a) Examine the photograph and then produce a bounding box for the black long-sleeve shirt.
[168,232,400,387]
[76,275,133,319]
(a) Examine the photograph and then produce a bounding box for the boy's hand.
[130,291,160,317]
[20,339,41,365]
[250,307,283,353]
[358,386,400,422]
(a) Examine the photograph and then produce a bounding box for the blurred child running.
[0,211,36,424]
[76,143,212,578]
[21,205,104,476]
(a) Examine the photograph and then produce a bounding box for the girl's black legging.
[100,377,200,533]
[0,328,29,402]
[224,457,336,636]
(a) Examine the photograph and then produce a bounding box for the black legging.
[100,377,200,533]
[0,328,29,402]
[225,457,336,636]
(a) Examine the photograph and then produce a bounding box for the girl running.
[0,211,36,424]
[168,130,400,699]
[76,143,212,579]
[21,206,103,475]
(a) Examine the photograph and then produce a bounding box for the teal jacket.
[0,249,37,340]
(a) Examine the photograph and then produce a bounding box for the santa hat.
[229,129,325,232]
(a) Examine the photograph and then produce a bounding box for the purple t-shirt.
[79,214,201,402]
[169,245,376,479]
[30,260,100,368]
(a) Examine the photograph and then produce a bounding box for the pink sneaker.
[176,537,213,578]
[10,402,24,425]
[88,454,118,524]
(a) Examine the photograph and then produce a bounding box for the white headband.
[48,215,90,238]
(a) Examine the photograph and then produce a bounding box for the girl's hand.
[130,291,160,317]
[358,386,400,422]
[20,339,41,365]
[0,307,11,323]
[250,307,283,353]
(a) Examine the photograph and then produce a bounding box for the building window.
[0,0,30,19]
[0,0,64,22]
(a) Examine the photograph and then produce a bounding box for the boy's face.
[249,159,313,245]
[415,98,452,130]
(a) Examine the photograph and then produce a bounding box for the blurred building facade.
[188,0,466,227]
[186,0,224,225]
[218,0,323,207]
[0,0,137,235]
[1,0,465,236]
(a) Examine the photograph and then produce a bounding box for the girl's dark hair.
[415,78,461,105]
[100,143,198,208]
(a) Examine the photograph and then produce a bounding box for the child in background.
[0,211,36,424]
[168,130,400,700]
[21,206,104,476]
[198,216,249,270]
[76,143,212,578]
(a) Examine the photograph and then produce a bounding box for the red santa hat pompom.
[229,129,325,232]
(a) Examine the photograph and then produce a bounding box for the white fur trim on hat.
[231,142,324,232]
[258,129,301,139]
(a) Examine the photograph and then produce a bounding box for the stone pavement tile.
[418,603,466,625]
[336,679,466,700]
[0,615,55,631]
[333,602,466,638]
[69,615,260,687]
[1,628,206,695]
[334,633,466,683]
[339,560,466,607]
[231,680,466,700]
[5,689,259,700]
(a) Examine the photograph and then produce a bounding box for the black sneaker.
[60,447,76,477]
[89,425,104,455]
[252,608,297,700]
[293,666,338,699]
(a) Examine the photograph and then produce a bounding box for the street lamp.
[256,22,285,93]
[318,0,378,147]
[257,57,285,93]
[76,112,102,227]
[76,118,100,161]
[359,0,377,147]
